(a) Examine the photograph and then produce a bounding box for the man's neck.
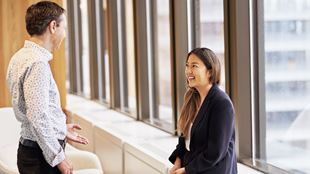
[29,36,53,53]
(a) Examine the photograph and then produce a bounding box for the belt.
[19,137,66,150]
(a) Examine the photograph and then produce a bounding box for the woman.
[169,48,237,174]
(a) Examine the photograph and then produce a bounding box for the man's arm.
[24,61,65,167]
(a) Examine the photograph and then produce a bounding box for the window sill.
[66,94,264,174]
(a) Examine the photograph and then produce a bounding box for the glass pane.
[199,0,225,90]
[124,0,137,115]
[264,0,310,173]
[80,0,90,98]
[150,0,173,131]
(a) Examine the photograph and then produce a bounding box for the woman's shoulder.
[211,86,233,107]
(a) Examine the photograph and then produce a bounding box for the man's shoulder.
[11,47,48,66]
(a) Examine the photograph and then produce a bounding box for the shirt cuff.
[50,148,65,167]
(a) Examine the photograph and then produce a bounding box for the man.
[6,1,88,174]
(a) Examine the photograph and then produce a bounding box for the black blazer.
[169,85,237,174]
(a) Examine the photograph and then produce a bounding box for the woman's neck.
[197,84,213,107]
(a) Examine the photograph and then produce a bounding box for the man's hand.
[57,159,73,174]
[66,123,89,145]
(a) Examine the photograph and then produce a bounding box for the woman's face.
[185,54,211,89]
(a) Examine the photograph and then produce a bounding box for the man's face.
[52,14,67,51]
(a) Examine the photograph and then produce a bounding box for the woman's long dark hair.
[178,48,221,137]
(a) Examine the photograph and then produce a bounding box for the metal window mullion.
[117,0,128,110]
[228,0,252,160]
[120,0,129,109]
[192,0,200,48]
[100,0,108,102]
[169,0,177,133]
[187,0,195,51]
[107,0,121,108]
[67,0,77,94]
[134,0,150,120]
[248,0,266,162]
[254,0,266,160]
[88,0,99,100]
[117,0,124,109]
[150,0,159,120]
[76,0,84,95]
[74,0,83,95]
[224,0,231,95]
[146,0,155,122]
[173,0,190,134]
[95,0,104,101]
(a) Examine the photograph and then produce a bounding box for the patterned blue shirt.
[6,40,67,167]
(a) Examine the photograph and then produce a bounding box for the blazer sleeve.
[185,98,235,173]
[169,136,187,164]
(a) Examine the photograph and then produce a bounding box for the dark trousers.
[17,143,61,174]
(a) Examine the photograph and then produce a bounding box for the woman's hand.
[66,123,89,145]
[173,167,185,174]
[169,157,181,174]
[169,164,181,174]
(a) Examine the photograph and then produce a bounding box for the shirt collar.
[24,40,53,62]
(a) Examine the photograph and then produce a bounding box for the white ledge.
[66,94,263,174]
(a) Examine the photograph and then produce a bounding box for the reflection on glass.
[199,0,225,90]
[264,0,310,173]
[80,0,90,98]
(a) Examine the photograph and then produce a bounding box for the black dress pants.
[17,143,61,174]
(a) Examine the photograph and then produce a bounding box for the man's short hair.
[25,1,65,36]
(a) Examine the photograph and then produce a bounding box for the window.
[80,0,91,98]
[144,0,173,131]
[98,0,110,103]
[134,0,174,132]
[261,0,310,173]
[153,0,173,129]
[265,51,306,72]
[66,0,91,98]
[197,0,226,89]
[105,0,137,114]
[124,0,137,115]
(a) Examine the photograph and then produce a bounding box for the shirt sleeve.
[24,61,65,167]
[185,98,235,173]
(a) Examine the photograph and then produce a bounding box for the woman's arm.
[169,136,187,164]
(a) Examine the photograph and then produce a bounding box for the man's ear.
[48,20,57,34]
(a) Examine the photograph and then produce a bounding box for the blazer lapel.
[190,85,217,139]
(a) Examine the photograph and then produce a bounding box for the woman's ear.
[206,69,211,77]
[207,69,212,82]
